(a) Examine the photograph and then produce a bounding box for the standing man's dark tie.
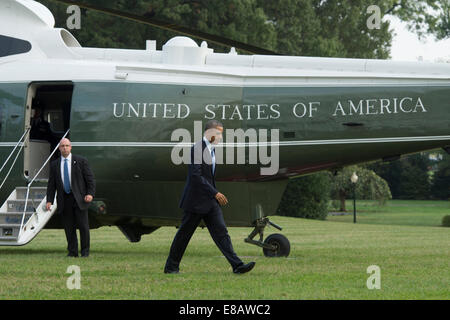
[64,158,71,194]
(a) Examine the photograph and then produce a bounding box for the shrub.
[442,215,450,227]
[276,172,331,220]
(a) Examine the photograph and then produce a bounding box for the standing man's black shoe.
[233,262,255,274]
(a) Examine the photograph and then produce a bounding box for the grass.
[0,200,449,300]
[327,199,450,227]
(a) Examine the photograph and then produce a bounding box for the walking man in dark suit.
[46,138,96,257]
[164,120,255,274]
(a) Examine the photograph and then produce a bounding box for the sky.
[386,16,450,62]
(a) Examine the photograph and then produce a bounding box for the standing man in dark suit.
[164,120,255,274]
[46,138,96,257]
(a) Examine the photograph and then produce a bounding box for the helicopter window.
[0,35,32,58]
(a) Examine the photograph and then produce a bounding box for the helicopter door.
[24,82,73,181]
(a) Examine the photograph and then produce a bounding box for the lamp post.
[350,172,358,223]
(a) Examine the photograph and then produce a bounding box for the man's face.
[59,139,72,158]
[207,126,223,145]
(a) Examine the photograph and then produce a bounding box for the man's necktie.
[64,158,71,194]
[211,148,215,174]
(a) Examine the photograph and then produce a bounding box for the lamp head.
[351,172,359,184]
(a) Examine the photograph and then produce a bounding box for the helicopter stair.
[0,186,57,246]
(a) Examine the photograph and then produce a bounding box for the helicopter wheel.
[262,233,290,257]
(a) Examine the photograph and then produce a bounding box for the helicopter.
[0,0,449,257]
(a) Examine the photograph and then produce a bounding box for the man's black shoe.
[164,268,179,274]
[233,262,255,274]
[67,253,78,257]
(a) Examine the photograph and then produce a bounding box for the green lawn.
[0,201,449,300]
[327,200,450,227]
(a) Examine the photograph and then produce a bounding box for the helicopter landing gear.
[245,217,290,257]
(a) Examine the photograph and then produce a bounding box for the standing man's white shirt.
[60,153,72,188]
[203,136,213,152]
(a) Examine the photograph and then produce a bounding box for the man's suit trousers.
[165,203,243,271]
[61,192,90,256]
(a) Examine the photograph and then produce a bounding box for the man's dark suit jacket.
[179,139,218,214]
[46,154,96,214]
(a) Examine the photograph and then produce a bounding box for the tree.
[314,0,393,59]
[384,0,450,40]
[397,154,432,200]
[330,166,392,212]
[258,0,392,58]
[367,153,433,200]
[39,0,277,52]
[431,152,450,200]
[40,0,447,51]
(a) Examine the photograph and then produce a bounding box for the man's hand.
[46,202,52,211]
[215,192,228,206]
[84,195,93,203]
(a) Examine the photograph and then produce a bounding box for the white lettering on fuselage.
[332,97,427,116]
[113,102,190,119]
[112,96,427,121]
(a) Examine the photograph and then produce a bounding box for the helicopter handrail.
[18,129,70,239]
[0,128,30,192]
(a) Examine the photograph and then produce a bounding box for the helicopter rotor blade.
[49,0,280,55]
